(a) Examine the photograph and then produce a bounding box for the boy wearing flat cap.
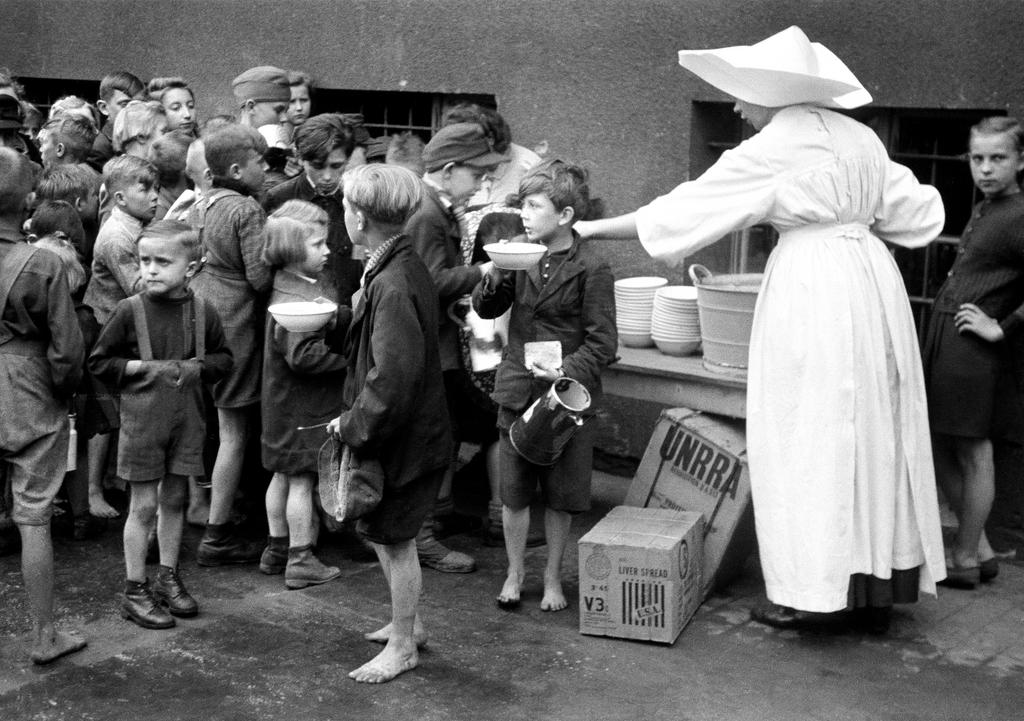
[404,122,507,574]
[232,65,290,136]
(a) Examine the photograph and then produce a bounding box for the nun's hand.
[955,303,1004,342]
[575,220,595,240]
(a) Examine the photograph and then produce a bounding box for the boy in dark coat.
[329,164,452,684]
[473,160,617,611]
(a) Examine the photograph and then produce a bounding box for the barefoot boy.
[472,159,616,611]
[89,220,232,628]
[0,147,87,663]
[328,164,452,683]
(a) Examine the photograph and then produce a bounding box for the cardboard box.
[578,506,704,644]
[624,408,755,599]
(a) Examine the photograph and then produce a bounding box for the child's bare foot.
[88,493,119,519]
[364,620,428,647]
[540,575,568,612]
[30,629,87,665]
[496,570,524,610]
[349,640,418,683]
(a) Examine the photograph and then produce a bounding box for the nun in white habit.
[577,26,947,630]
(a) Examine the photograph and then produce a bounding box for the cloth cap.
[231,66,291,104]
[422,122,509,173]
[677,26,872,109]
[365,136,389,161]
[0,95,24,130]
[337,113,372,146]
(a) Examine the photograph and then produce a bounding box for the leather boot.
[122,578,175,629]
[153,565,199,618]
[197,523,262,566]
[259,535,289,575]
[416,522,476,573]
[284,545,341,589]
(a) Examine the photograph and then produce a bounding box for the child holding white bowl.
[259,199,350,588]
[472,159,617,611]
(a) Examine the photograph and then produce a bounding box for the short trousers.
[118,382,206,482]
[498,420,594,513]
[0,356,68,525]
[357,466,445,546]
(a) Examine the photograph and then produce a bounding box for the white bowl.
[615,277,668,290]
[656,285,699,301]
[484,242,547,270]
[269,301,337,332]
[619,331,654,348]
[653,338,701,356]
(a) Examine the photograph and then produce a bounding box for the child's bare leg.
[350,539,420,683]
[157,475,188,569]
[207,407,249,526]
[265,473,289,539]
[87,433,118,518]
[952,437,995,569]
[364,547,426,645]
[20,523,87,664]
[541,508,572,611]
[186,476,210,527]
[124,481,159,581]
[498,505,529,606]
[285,472,315,547]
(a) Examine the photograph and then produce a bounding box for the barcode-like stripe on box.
[621,581,665,627]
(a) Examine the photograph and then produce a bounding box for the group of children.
[0,64,618,683]
[2,58,1021,678]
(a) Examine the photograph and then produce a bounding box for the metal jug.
[509,377,592,466]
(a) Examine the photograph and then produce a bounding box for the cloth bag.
[317,436,383,522]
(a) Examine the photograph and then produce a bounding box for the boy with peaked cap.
[232,66,291,147]
[404,122,506,573]
[0,147,87,663]
[0,94,37,162]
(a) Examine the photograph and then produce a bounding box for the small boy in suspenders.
[89,220,232,629]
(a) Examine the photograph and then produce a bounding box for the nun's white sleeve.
[870,160,945,249]
[635,142,776,267]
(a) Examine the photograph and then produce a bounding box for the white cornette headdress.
[677,26,872,109]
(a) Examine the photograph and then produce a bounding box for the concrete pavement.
[1,470,1022,721]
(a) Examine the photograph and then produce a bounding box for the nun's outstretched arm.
[575,213,640,241]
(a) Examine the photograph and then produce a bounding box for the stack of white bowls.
[614,277,667,347]
[651,286,701,356]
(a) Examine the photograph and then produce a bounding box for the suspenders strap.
[0,243,39,347]
[129,293,205,364]
[128,295,153,361]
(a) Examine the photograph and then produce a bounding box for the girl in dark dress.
[923,117,1024,589]
[259,200,348,589]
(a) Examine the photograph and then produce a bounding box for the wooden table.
[603,345,748,419]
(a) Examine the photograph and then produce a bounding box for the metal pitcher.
[509,377,592,466]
